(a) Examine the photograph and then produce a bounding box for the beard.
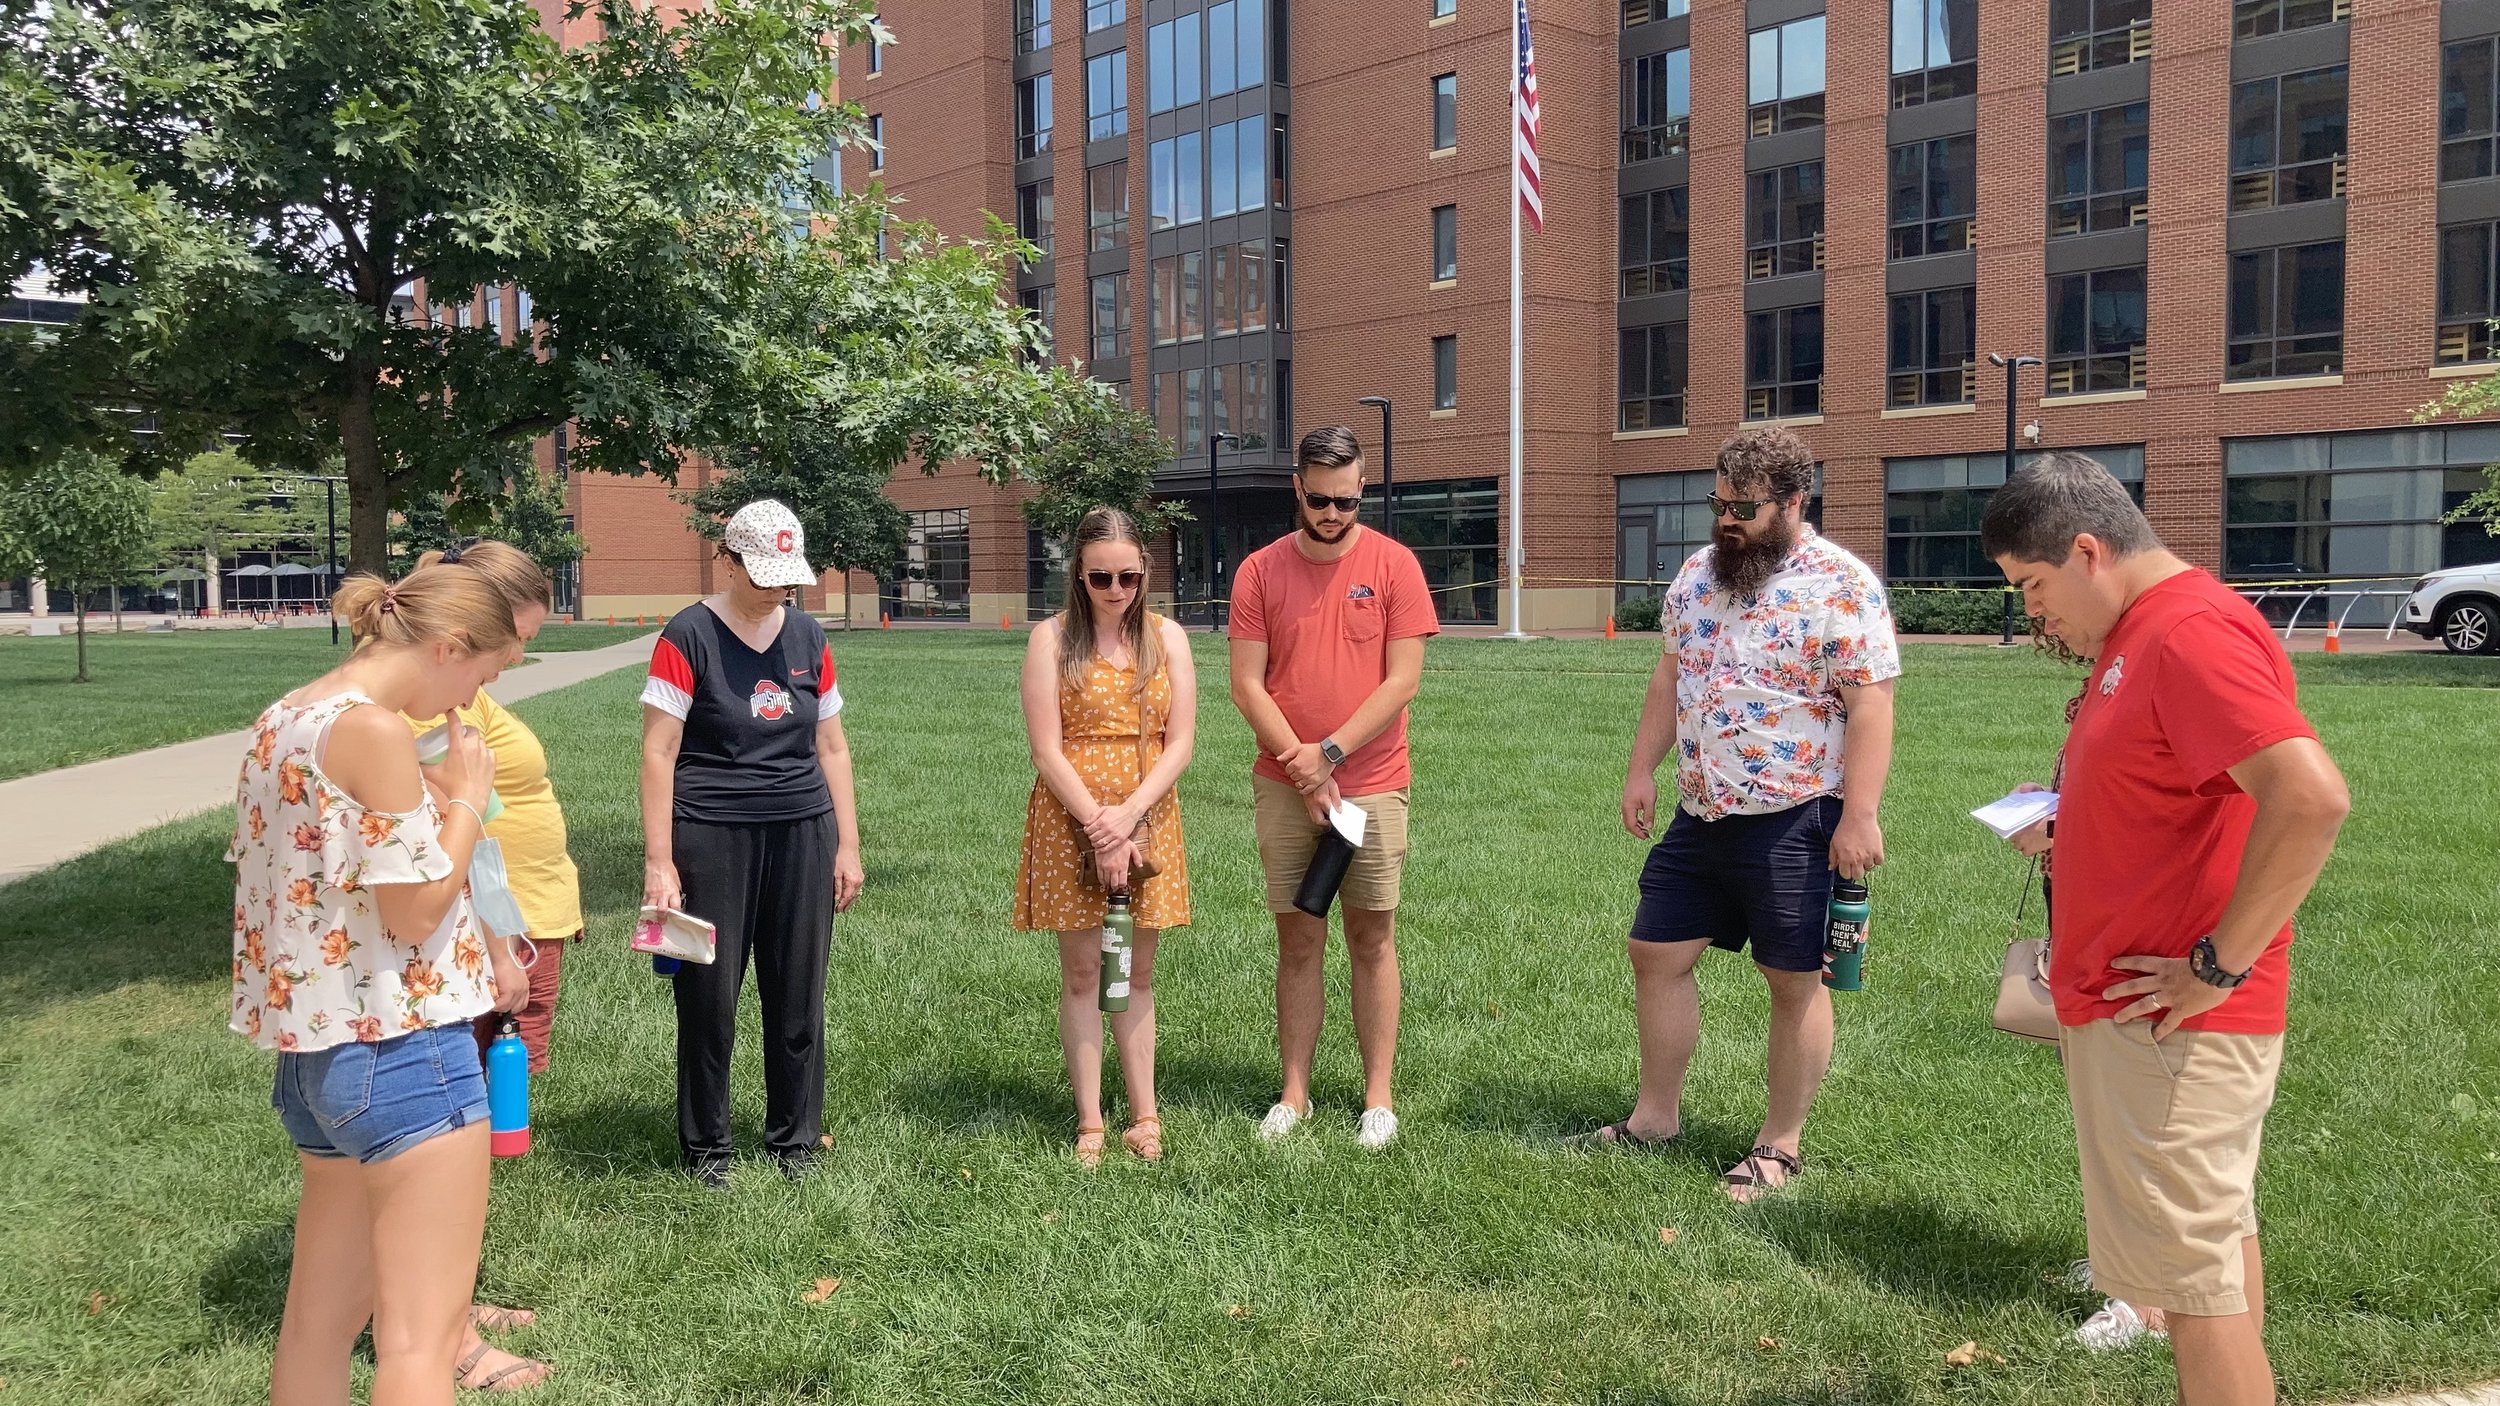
[1300,510,1353,544]
[1710,514,1800,599]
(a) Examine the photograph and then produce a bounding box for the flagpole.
[1501,29,1529,641]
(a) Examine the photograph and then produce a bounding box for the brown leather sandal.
[455,1337,551,1393]
[470,1303,535,1333]
[1075,1124,1108,1169]
[1721,1144,1803,1204]
[1122,1116,1163,1163]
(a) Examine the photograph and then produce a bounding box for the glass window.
[1237,116,1267,213]
[1018,285,1056,356]
[1887,448,2144,583]
[1745,306,1822,419]
[1027,526,1072,621]
[1211,118,1238,219]
[2438,222,2500,364]
[889,510,971,619]
[1437,0,1458,16]
[1015,0,1051,52]
[1622,0,1689,29]
[1241,237,1271,333]
[1149,15,1201,113]
[1088,0,1126,33]
[1622,48,1690,162]
[1432,73,1458,150]
[1151,255,1176,345]
[1362,478,1501,622]
[1016,179,1054,261]
[1888,135,1975,259]
[1432,204,1457,281]
[1017,74,1052,159]
[1891,0,1977,108]
[1088,52,1127,140]
[1177,131,1203,225]
[2048,102,2149,235]
[1179,250,1204,342]
[1149,139,1176,229]
[1887,288,1974,408]
[865,13,882,74]
[1619,187,1688,296]
[2219,440,2494,581]
[1619,322,1687,431]
[1205,0,1263,95]
[2230,67,2347,210]
[1746,161,1824,279]
[1210,1,1236,95]
[2047,267,2148,393]
[1225,360,1271,449]
[1433,334,1458,409]
[1091,271,1130,365]
[1088,161,1129,251]
[865,114,885,171]
[2050,0,2150,75]
[1212,245,1238,337]
[2443,39,2499,182]
[1181,367,1205,452]
[2233,0,2340,39]
[482,286,504,336]
[1747,17,1826,135]
[2227,241,2345,381]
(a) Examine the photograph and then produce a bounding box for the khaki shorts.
[1251,775,1412,914]
[2061,1017,2284,1317]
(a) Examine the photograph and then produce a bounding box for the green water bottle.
[1822,878,1870,992]
[1099,891,1134,1014]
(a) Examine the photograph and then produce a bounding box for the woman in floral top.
[229,564,528,1402]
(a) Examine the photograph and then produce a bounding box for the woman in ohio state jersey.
[638,499,865,1189]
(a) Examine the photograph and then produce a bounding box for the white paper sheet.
[1328,799,1367,848]
[1971,790,2059,840]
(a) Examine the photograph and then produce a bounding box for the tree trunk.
[339,371,391,575]
[206,546,222,615]
[73,591,89,683]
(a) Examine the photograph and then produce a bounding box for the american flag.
[1514,0,1543,233]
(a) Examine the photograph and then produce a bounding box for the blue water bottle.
[651,953,681,976]
[486,1017,531,1157]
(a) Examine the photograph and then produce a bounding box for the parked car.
[2400,561,2500,654]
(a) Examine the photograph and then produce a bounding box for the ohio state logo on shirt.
[750,678,793,720]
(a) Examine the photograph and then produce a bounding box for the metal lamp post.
[1207,430,1241,630]
[1356,395,1394,539]
[1985,354,2041,646]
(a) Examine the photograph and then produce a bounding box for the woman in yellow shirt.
[402,540,580,1393]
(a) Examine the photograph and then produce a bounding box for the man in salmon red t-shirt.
[1228,425,1439,1152]
[1985,454,2349,1406]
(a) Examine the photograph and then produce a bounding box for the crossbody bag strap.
[2007,855,2049,983]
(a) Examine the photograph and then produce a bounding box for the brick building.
[561,0,2500,629]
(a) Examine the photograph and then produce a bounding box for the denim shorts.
[273,1022,489,1163]
[1629,795,1841,973]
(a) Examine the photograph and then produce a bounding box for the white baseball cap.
[722,499,817,589]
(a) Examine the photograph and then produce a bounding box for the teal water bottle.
[486,1017,531,1156]
[1822,878,1871,992]
[1099,892,1134,1014]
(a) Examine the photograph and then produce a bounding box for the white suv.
[2400,562,2500,654]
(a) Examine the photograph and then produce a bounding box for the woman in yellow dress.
[1014,508,1195,1166]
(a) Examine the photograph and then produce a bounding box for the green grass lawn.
[0,636,2493,1405]
[0,624,652,781]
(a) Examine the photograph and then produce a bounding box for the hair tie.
[378,589,398,614]
[441,546,465,565]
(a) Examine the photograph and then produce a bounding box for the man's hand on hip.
[2104,954,2231,1038]
[1829,813,1884,880]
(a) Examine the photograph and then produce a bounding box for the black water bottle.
[1292,829,1358,918]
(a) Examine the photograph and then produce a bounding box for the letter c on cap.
[775,529,794,553]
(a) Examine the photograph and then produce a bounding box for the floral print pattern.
[1664,529,1901,820]
[226,691,492,1052]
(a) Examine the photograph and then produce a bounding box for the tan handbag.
[1992,858,2062,1045]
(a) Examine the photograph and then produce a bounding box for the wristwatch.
[2188,935,2251,990]
[1318,737,1347,767]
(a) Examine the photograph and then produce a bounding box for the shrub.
[1613,594,1663,633]
[1889,586,2012,636]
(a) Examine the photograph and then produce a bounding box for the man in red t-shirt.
[1984,454,2349,1406]
[1229,425,1440,1152]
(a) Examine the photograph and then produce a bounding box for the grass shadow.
[880,1059,1070,1139]
[0,815,234,1020]
[530,1098,691,1177]
[197,1219,296,1340]
[1444,1070,1764,1168]
[1154,1049,1285,1120]
[1750,1193,2080,1311]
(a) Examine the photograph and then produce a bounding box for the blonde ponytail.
[332,565,520,657]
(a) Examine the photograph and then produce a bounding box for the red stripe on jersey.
[819,644,835,687]
[648,636,696,692]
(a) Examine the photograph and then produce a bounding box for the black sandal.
[1565,1117,1675,1152]
[1721,1144,1802,1201]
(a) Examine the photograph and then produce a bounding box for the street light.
[1985,354,2042,646]
[1207,430,1241,630]
[1356,396,1395,540]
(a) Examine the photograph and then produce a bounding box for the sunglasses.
[1301,491,1363,514]
[1707,493,1779,521]
[1084,569,1145,591]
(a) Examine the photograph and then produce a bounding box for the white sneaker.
[1355,1106,1400,1151]
[1257,1101,1311,1142]
[2074,1298,2165,1353]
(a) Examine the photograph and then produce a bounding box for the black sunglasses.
[1084,569,1145,591]
[1707,493,1779,521]
[1301,490,1362,514]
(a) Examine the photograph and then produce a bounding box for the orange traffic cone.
[1000,613,1013,630]
[880,611,891,629]
[637,613,646,627]
[606,614,615,626]
[563,613,574,625]
[1605,616,1617,640]
[2323,619,2342,654]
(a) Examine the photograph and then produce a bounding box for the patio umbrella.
[155,567,207,583]
[272,563,317,603]
[231,564,275,609]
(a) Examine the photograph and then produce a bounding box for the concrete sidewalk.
[0,633,654,886]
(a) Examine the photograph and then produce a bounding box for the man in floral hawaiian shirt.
[1582,425,1901,1203]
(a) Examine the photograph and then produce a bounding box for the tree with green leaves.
[0,451,157,681]
[2418,374,2500,543]
[1018,386,1187,544]
[393,454,586,579]
[686,429,905,630]
[3,0,1094,575]
[149,448,327,614]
